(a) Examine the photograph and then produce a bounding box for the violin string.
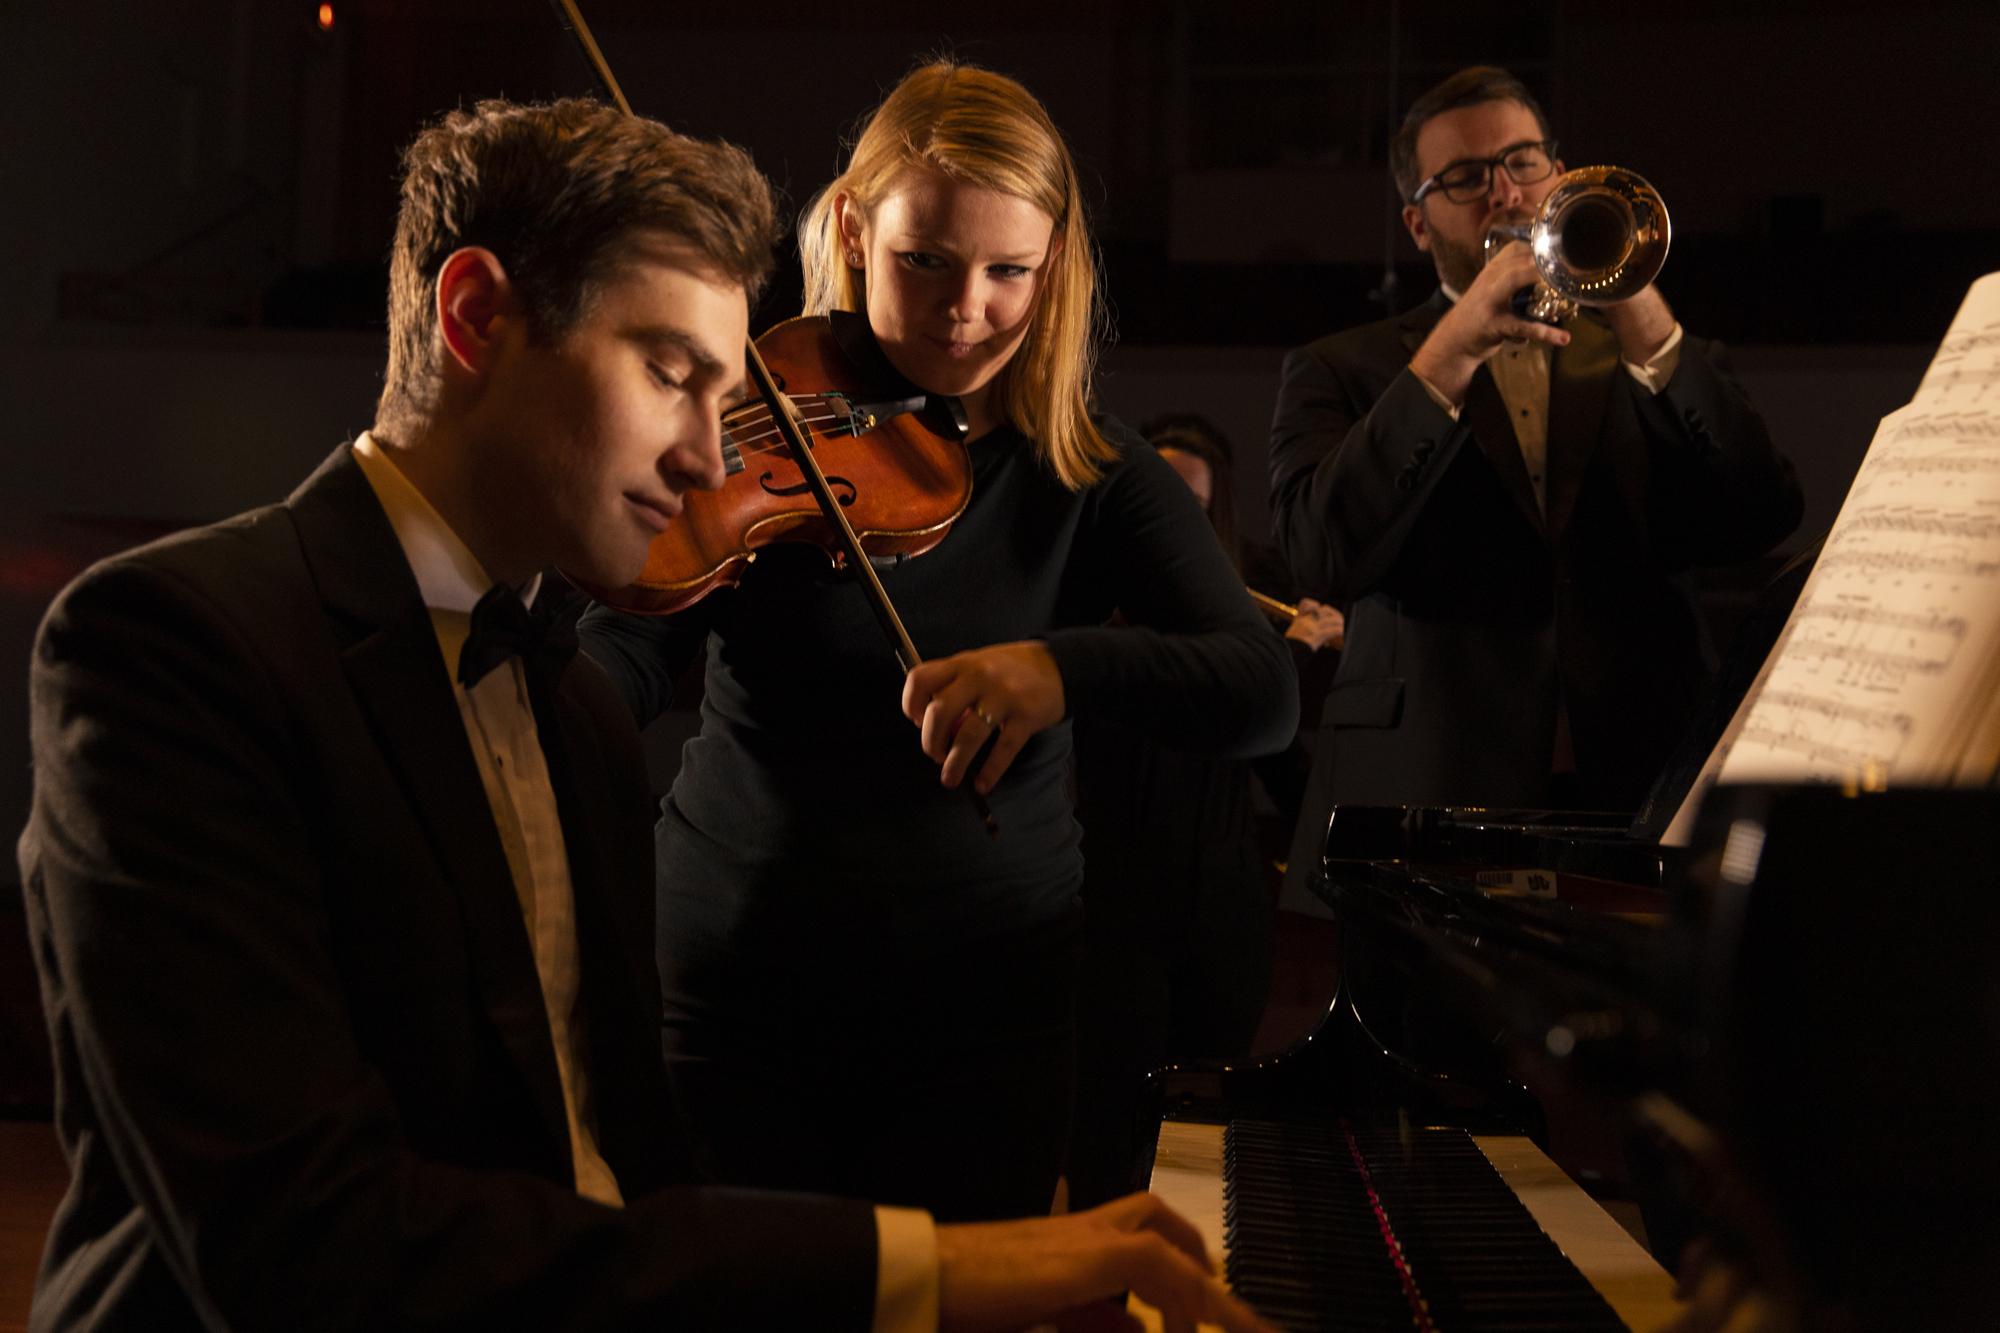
[723,395,815,424]
[723,409,845,439]
[722,407,885,461]
[722,397,840,443]
[724,419,851,460]
[722,393,836,429]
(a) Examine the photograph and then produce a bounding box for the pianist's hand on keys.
[936,1192,1277,1333]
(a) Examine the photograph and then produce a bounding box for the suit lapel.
[1545,315,1620,540]
[1399,293,1545,536]
[285,446,574,1172]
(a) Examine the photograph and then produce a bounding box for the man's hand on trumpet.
[1408,239,1571,406]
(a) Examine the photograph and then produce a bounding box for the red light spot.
[0,548,85,598]
[317,4,334,30]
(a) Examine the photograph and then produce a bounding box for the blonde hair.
[799,62,1117,491]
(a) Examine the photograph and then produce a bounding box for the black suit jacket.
[1268,290,1803,833]
[18,446,875,1330]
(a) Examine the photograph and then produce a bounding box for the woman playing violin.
[578,61,1296,1222]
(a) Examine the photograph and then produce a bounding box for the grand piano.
[1134,785,2000,1331]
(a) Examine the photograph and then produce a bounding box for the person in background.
[1066,413,1341,1210]
[1268,65,1801,830]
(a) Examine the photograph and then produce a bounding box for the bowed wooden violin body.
[575,312,972,616]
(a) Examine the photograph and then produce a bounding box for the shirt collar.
[352,432,541,614]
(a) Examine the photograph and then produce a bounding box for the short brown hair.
[377,98,779,436]
[1388,66,1551,204]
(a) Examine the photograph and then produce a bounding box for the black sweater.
[579,420,1298,942]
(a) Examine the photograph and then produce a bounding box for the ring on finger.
[973,704,1000,731]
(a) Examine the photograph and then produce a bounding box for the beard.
[1429,206,1534,294]
[1428,231,1485,294]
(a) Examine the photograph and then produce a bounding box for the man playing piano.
[1269,66,1803,830]
[18,97,1268,1333]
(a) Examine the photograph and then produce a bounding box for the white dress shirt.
[354,434,623,1206]
[352,435,939,1329]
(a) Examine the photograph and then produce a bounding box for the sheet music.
[1705,272,2000,796]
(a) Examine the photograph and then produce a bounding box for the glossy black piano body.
[1139,785,2000,1331]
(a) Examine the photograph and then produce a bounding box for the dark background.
[3,0,1997,1109]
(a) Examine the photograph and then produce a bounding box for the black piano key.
[1221,1118,1630,1331]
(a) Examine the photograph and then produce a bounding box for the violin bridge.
[820,394,866,438]
[844,394,932,438]
[824,397,880,436]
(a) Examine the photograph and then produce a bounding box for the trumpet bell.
[1535,165,1670,305]
[1484,164,1671,323]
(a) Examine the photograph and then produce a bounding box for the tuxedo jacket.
[18,446,875,1331]
[1268,290,1803,830]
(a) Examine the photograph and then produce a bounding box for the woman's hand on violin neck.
[903,641,1066,796]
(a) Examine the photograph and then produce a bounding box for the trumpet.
[1481,165,1670,325]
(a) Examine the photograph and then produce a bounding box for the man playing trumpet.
[1268,65,1803,843]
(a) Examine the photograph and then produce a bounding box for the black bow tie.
[457,584,577,691]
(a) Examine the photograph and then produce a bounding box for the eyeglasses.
[1410,140,1560,205]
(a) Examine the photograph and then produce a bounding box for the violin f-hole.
[760,472,857,506]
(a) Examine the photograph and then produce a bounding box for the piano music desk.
[1132,1120,1684,1332]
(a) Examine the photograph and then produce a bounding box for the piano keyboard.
[1135,1120,1683,1331]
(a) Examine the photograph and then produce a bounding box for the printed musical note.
[1754,690,1913,736]
[1837,509,2000,540]
[1812,549,2000,578]
[1887,411,2000,442]
[1777,639,1947,676]
[1792,599,1969,641]
[1734,725,1903,774]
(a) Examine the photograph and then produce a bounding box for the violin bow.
[548,0,999,835]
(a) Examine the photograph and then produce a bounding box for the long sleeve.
[1638,336,1804,565]
[1246,639,1318,821]
[1268,340,1472,604]
[1045,442,1299,758]
[576,595,717,728]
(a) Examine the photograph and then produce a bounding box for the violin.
[568,312,972,617]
